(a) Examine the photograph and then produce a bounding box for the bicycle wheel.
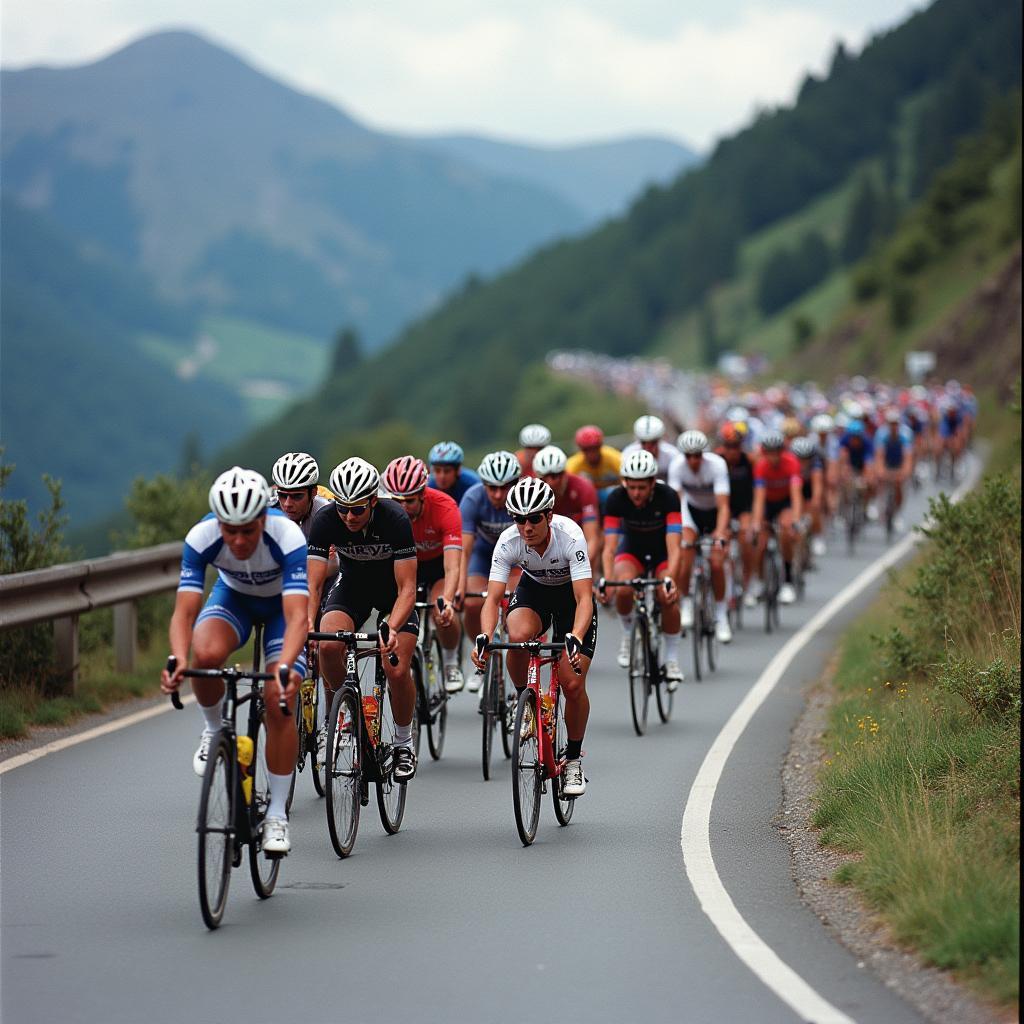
[691,580,704,681]
[628,616,651,736]
[325,687,361,858]
[310,676,327,798]
[654,624,673,724]
[550,689,574,827]
[411,650,426,761]
[499,655,515,759]
[705,588,718,673]
[197,732,233,930]
[764,556,777,634]
[425,635,448,761]
[248,712,282,899]
[511,689,542,845]
[481,653,501,780]
[376,685,408,835]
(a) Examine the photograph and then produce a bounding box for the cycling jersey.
[604,482,681,564]
[552,473,599,525]
[799,454,824,501]
[839,434,874,472]
[621,440,684,483]
[566,447,622,492]
[427,467,480,504]
[268,492,333,540]
[459,483,514,549]
[490,515,592,587]
[718,449,754,517]
[307,498,416,566]
[874,423,913,469]
[515,449,539,477]
[668,451,730,511]
[938,410,963,439]
[753,451,802,504]
[507,574,598,659]
[179,509,308,598]
[408,487,463,562]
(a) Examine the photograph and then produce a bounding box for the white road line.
[0,694,195,776]
[680,466,977,1024]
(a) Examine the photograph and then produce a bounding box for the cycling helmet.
[761,430,785,452]
[518,424,551,448]
[781,416,802,438]
[329,457,380,503]
[719,423,741,444]
[478,450,521,486]
[885,408,901,424]
[678,430,709,455]
[271,452,319,489]
[427,441,464,466]
[633,414,665,442]
[383,455,428,497]
[834,411,849,430]
[574,425,603,448]
[845,400,864,419]
[845,419,865,437]
[506,477,555,516]
[620,449,658,479]
[791,437,815,459]
[810,413,833,434]
[726,406,749,423]
[532,445,568,475]
[209,467,270,525]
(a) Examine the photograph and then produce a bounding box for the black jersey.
[308,498,416,566]
[722,451,754,517]
[603,482,682,558]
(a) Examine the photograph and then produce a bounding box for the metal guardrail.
[0,542,183,692]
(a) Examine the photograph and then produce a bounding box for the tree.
[699,299,722,368]
[329,326,362,378]
[840,172,882,264]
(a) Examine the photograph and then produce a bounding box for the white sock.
[618,612,633,633]
[663,631,680,662]
[716,601,728,622]
[199,702,222,733]
[266,771,292,820]
[394,723,413,749]
[442,645,458,667]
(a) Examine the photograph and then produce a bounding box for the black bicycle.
[471,588,516,780]
[166,648,293,930]
[759,524,783,634]
[307,624,408,858]
[294,642,326,797]
[686,536,721,682]
[412,587,449,762]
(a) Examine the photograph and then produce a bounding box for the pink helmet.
[383,455,428,497]
[575,425,604,448]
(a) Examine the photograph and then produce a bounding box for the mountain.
[417,134,700,222]
[0,29,588,347]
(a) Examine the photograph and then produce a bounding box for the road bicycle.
[294,641,326,797]
[469,589,516,780]
[837,475,867,555]
[791,517,811,601]
[601,569,673,735]
[684,535,722,682]
[877,473,900,541]
[166,636,293,929]
[726,520,745,633]
[411,586,449,762]
[307,623,408,858]
[476,636,576,845]
[756,523,783,634]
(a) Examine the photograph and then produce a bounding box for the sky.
[1,1,924,150]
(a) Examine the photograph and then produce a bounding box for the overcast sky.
[1,1,923,150]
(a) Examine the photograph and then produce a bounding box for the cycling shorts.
[683,503,718,536]
[507,575,598,659]
[614,553,669,577]
[322,570,419,636]
[764,498,791,522]
[801,478,814,502]
[196,578,307,673]
[467,542,495,579]
[615,538,668,572]
[416,555,446,590]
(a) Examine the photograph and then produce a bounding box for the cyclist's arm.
[601,524,619,581]
[569,576,594,641]
[280,593,309,673]
[441,547,461,607]
[714,492,730,539]
[168,590,203,668]
[307,556,328,628]
[479,578,505,642]
[665,530,682,583]
[789,473,803,523]
[811,468,824,507]
[459,531,475,595]
[751,484,765,533]
[582,518,601,567]
[388,557,417,635]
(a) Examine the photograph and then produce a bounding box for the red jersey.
[552,473,599,525]
[411,488,463,562]
[515,449,537,477]
[753,451,802,503]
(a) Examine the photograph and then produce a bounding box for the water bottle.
[236,735,254,804]
[362,695,380,746]
[541,694,554,732]
[300,678,316,733]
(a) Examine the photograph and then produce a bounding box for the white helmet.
[329,457,380,504]
[209,467,270,525]
[506,477,555,516]
[726,405,749,423]
[518,423,551,448]
[633,414,664,442]
[271,452,319,489]
[810,413,833,434]
[478,450,521,486]
[621,449,658,479]
[678,430,708,455]
[533,445,568,475]
[791,436,816,459]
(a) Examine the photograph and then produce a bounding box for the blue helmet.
[428,441,464,466]
[846,419,865,437]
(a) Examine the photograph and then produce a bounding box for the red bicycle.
[476,636,575,845]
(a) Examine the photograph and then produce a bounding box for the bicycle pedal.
[232,845,243,868]
[264,849,287,861]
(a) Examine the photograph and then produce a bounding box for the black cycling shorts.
[323,568,419,636]
[686,504,718,536]
[765,498,792,522]
[507,575,598,659]
[416,556,445,590]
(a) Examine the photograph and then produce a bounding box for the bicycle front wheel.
[325,687,361,858]
[425,635,448,761]
[248,712,282,899]
[376,687,408,835]
[499,656,515,759]
[481,653,500,781]
[705,589,718,674]
[691,584,704,681]
[310,676,327,798]
[551,690,574,827]
[628,617,651,736]
[197,732,234,930]
[512,689,542,845]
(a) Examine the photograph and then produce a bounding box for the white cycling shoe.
[716,618,733,644]
[811,536,827,558]
[616,636,630,668]
[562,759,586,797]
[680,598,694,630]
[465,667,482,693]
[663,660,683,692]
[743,590,758,609]
[444,664,465,694]
[262,816,291,856]
[779,583,797,605]
[193,731,214,777]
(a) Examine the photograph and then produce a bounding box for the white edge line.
[0,694,196,776]
[680,466,977,1024]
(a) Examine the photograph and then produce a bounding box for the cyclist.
[873,408,914,530]
[459,450,522,691]
[837,418,876,515]
[716,422,758,610]
[532,444,602,569]
[471,477,596,797]
[672,430,733,644]
[427,441,480,503]
[599,449,684,689]
[270,452,340,590]
[306,458,420,782]
[515,423,552,478]
[566,425,622,511]
[160,467,308,855]
[791,436,825,550]
[383,456,465,693]
[751,431,803,605]
[621,414,684,484]
[936,396,966,476]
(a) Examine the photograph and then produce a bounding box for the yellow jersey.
[566,446,622,490]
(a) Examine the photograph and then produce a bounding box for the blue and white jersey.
[179,509,309,598]
[874,423,914,469]
[459,483,513,550]
[428,467,480,504]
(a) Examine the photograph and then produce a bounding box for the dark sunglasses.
[511,512,545,525]
[391,495,421,505]
[276,489,308,501]
[335,500,371,516]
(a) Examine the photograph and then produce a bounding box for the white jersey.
[621,440,684,484]
[489,515,592,587]
[669,451,730,511]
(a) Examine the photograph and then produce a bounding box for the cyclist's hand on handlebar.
[160,658,187,694]
[471,633,489,671]
[662,576,679,604]
[436,598,455,628]
[379,625,398,657]
[595,577,611,606]
[564,633,583,673]
[452,590,465,613]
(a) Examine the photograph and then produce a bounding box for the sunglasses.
[511,512,545,525]
[335,501,371,516]
[391,495,421,505]
[276,489,308,501]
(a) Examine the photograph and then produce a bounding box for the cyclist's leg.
[776,506,796,585]
[653,558,683,675]
[504,608,546,687]
[191,581,253,730]
[551,590,597,751]
[736,512,755,592]
[262,605,307,778]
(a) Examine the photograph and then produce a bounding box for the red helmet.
[383,455,428,497]
[575,425,603,448]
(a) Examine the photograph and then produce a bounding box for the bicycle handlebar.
[165,655,280,710]
[476,637,565,656]
[306,622,400,666]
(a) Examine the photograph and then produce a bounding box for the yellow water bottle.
[301,678,316,733]
[362,696,380,746]
[541,694,554,732]
[237,735,254,804]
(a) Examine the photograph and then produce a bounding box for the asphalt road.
[1,471,967,1024]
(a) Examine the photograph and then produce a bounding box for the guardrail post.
[53,615,79,694]
[113,601,137,674]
